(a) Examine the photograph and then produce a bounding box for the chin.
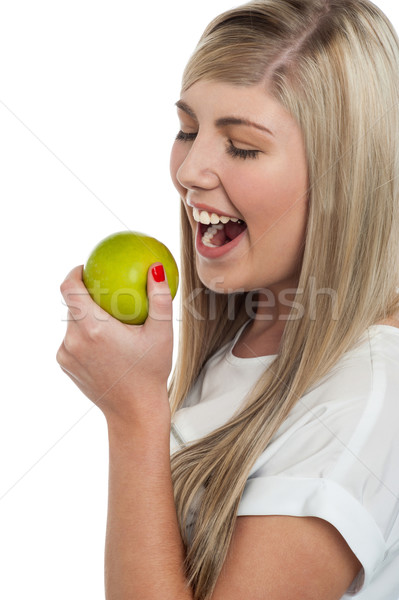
[196,268,247,295]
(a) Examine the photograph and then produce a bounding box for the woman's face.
[170,80,309,297]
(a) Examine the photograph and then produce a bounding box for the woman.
[57,0,399,598]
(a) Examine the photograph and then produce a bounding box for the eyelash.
[175,130,260,160]
[226,144,260,160]
[175,130,197,142]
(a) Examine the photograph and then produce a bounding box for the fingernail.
[151,264,165,282]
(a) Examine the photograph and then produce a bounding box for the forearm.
[104,403,192,600]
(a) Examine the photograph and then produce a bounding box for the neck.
[234,285,299,358]
[250,283,297,327]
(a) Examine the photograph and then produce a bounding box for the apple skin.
[83,231,179,324]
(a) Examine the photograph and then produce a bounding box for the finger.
[56,340,77,373]
[60,265,89,320]
[144,263,173,335]
[60,265,111,323]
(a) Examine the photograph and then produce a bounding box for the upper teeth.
[193,207,240,225]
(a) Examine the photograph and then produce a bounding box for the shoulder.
[237,324,399,595]
[311,323,399,406]
[356,324,399,397]
[245,324,399,482]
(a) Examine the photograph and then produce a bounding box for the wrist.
[105,388,171,450]
[106,417,172,480]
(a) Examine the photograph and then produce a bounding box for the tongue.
[225,220,247,240]
[208,228,227,246]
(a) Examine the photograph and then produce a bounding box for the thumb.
[144,263,173,332]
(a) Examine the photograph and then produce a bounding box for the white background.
[0,1,398,598]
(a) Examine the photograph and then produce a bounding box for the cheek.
[170,141,187,196]
[225,164,308,221]
[222,168,273,220]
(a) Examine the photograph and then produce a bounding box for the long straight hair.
[168,1,399,598]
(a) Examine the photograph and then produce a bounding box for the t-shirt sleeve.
[237,340,399,595]
[237,476,384,594]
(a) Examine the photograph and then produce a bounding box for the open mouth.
[199,220,247,247]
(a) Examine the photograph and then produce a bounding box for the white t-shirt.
[170,321,399,599]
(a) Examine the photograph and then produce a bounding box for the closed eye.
[175,130,197,141]
[175,130,261,160]
[226,140,260,160]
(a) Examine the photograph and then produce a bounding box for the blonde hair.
[168,1,399,598]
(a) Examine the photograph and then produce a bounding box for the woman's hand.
[57,264,190,600]
[56,263,174,429]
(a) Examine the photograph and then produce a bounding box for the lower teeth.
[201,224,223,247]
[202,238,219,247]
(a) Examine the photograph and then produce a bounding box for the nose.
[175,135,220,191]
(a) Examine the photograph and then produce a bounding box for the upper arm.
[210,515,362,600]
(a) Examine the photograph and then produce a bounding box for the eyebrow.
[175,100,275,138]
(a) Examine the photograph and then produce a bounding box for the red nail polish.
[152,264,165,282]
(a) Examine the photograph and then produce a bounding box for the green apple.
[83,231,179,324]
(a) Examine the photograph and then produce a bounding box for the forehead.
[178,80,298,135]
